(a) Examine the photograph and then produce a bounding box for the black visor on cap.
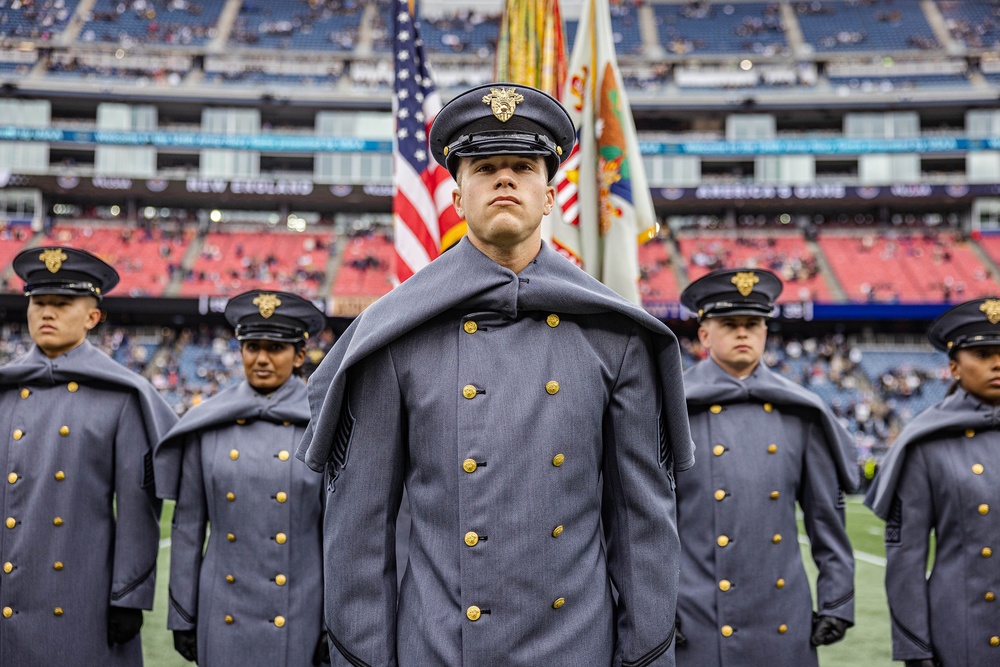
[235,318,307,344]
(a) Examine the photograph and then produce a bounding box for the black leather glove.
[173,629,198,662]
[674,616,687,648]
[810,614,849,646]
[312,631,331,665]
[107,607,144,646]
[903,661,937,667]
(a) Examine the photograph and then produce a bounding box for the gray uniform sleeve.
[110,391,162,610]
[884,446,935,661]
[800,420,855,623]
[167,434,207,631]
[601,326,680,666]
[324,346,405,667]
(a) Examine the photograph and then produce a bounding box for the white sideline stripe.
[797,534,886,567]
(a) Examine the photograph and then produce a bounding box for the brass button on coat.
[719,580,731,592]
[980,504,990,516]
[4,518,14,529]
[226,575,235,583]
[710,405,722,414]
[53,517,63,527]
[770,491,780,500]
[552,525,564,537]
[768,444,778,454]
[12,430,22,441]
[235,419,246,425]
[278,450,290,461]
[463,321,478,334]
[552,598,565,609]
[763,403,773,412]
[226,492,236,502]
[19,389,28,399]
[717,535,730,547]
[229,449,239,461]
[53,608,63,616]
[274,616,285,628]
[985,592,995,602]
[778,624,787,634]
[991,636,1000,647]
[54,471,65,481]
[53,562,63,571]
[276,492,287,503]
[67,382,78,392]
[275,574,287,586]
[227,533,236,542]
[772,534,782,544]
[720,625,733,637]
[966,429,976,438]
[462,385,477,399]
[464,532,479,547]
[545,381,560,395]
[982,547,993,558]
[59,426,69,437]
[7,473,17,484]
[776,578,785,589]
[713,445,725,456]
[2,562,11,573]
[275,533,287,544]
[552,454,565,467]
[282,421,291,427]
[2,607,12,618]
[224,615,234,624]
[462,459,477,473]
[466,606,481,621]
[546,314,560,328]
[973,463,985,475]
[714,489,726,501]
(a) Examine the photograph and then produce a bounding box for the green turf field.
[141,497,897,666]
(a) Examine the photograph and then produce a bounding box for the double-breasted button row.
[222,612,286,628]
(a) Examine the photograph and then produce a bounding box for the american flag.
[392,0,462,283]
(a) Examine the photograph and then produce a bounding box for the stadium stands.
[80,0,227,46]
[330,231,394,299]
[178,228,333,298]
[0,0,80,41]
[228,0,363,51]
[937,0,1000,50]
[0,226,33,293]
[638,237,679,300]
[819,232,994,302]
[654,1,787,56]
[795,0,939,52]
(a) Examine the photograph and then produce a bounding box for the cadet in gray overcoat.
[0,247,176,666]
[298,83,695,667]
[867,297,1000,666]
[674,269,858,666]
[154,290,328,666]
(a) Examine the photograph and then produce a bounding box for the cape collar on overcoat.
[154,377,311,499]
[865,388,1000,518]
[297,237,695,475]
[0,340,177,488]
[685,357,860,492]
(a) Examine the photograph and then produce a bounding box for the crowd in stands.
[0,0,77,41]
[229,0,361,50]
[81,0,220,46]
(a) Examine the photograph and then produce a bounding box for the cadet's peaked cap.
[225,290,326,343]
[430,82,576,181]
[681,268,783,320]
[14,246,119,300]
[927,297,1000,355]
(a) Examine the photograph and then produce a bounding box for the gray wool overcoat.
[0,341,176,666]
[866,388,1000,666]
[299,238,695,667]
[675,359,857,667]
[155,378,324,667]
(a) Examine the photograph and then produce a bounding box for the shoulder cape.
[0,340,177,488]
[865,389,999,519]
[685,358,860,492]
[298,238,695,475]
[153,378,310,499]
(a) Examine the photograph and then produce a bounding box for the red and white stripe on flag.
[392,0,462,283]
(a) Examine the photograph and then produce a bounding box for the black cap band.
[235,321,307,343]
[24,280,102,298]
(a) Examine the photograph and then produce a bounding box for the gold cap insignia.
[253,293,281,319]
[731,271,760,297]
[482,87,524,122]
[980,299,1000,325]
[39,248,68,274]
